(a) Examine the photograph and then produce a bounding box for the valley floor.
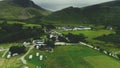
[0,29,120,68]
[25,45,120,68]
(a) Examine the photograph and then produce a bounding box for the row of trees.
[58,33,86,43]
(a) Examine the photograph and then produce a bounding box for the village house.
[49,30,63,42]
[63,27,73,31]
[23,42,31,46]
[33,40,46,46]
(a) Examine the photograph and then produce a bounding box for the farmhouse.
[33,40,44,44]
[23,42,30,46]
[33,40,46,46]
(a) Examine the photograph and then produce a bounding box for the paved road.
[19,45,35,64]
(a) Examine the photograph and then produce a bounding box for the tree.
[58,35,68,42]
[65,33,86,43]
[45,39,55,48]
[9,46,26,55]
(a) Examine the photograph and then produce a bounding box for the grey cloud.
[32,0,114,11]
[0,0,114,11]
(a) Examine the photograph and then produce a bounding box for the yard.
[25,45,120,68]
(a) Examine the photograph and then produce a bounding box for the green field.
[25,45,120,68]
[57,30,119,52]
[0,43,23,68]
[57,30,114,39]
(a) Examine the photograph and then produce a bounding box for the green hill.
[0,0,50,20]
[43,0,120,26]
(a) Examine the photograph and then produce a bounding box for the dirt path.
[2,48,9,58]
[19,45,35,64]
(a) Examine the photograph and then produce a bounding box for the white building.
[23,42,30,46]
[55,42,66,46]
[33,40,44,44]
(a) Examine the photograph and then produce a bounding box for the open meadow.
[25,45,120,68]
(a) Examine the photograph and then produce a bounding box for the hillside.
[43,0,120,26]
[0,0,50,20]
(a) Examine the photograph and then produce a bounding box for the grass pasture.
[57,30,119,52]
[25,45,120,68]
[57,30,114,39]
[0,56,23,68]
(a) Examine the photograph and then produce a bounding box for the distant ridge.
[43,0,120,26]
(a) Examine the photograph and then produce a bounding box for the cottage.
[36,45,40,49]
[33,40,44,44]
[23,42,30,46]
[50,32,58,39]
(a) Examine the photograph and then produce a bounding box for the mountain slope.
[0,0,50,20]
[43,0,120,26]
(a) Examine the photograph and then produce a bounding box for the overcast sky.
[32,0,114,11]
[0,0,114,11]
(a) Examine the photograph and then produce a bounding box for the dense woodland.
[0,21,44,43]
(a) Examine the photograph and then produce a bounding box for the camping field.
[25,45,120,68]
